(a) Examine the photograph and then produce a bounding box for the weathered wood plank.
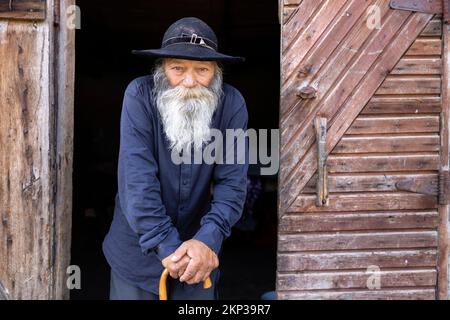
[280,0,374,110]
[278,249,438,271]
[332,135,440,154]
[327,154,440,173]
[277,289,436,300]
[303,173,438,193]
[0,0,46,20]
[282,0,321,35]
[282,0,348,76]
[438,17,450,300]
[0,0,74,300]
[291,193,438,212]
[405,38,442,56]
[362,96,442,114]
[346,116,440,134]
[377,77,441,95]
[279,211,439,232]
[284,0,302,5]
[391,58,441,75]
[421,19,442,37]
[0,19,53,299]
[282,7,297,24]
[280,11,432,212]
[281,0,390,119]
[281,7,411,184]
[278,231,438,252]
[53,0,75,300]
[277,269,437,290]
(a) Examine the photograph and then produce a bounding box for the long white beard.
[153,63,223,154]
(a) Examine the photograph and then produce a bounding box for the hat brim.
[132,43,245,63]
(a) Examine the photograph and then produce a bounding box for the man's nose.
[182,73,197,88]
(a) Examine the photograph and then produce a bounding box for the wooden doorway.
[70,0,279,300]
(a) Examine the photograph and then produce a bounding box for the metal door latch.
[314,117,329,207]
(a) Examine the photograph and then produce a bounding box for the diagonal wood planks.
[279,5,434,215]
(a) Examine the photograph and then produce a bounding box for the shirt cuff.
[154,227,183,261]
[193,223,224,255]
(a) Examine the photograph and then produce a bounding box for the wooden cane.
[159,268,212,300]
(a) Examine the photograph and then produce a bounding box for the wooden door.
[278,0,450,300]
[0,0,74,299]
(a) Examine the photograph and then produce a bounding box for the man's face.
[153,58,223,153]
[163,58,216,88]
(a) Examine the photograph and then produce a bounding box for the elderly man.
[102,17,249,300]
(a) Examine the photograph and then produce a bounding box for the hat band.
[162,34,218,51]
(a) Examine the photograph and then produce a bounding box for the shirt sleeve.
[117,80,182,261]
[193,100,249,255]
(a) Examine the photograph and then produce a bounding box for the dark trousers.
[109,269,219,300]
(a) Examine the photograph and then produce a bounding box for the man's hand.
[161,253,191,279]
[171,239,219,285]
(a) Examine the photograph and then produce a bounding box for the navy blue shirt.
[102,75,249,294]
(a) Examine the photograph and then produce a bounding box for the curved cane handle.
[159,268,212,300]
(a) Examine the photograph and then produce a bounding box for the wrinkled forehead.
[163,58,217,68]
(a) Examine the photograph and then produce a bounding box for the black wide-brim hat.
[132,17,245,63]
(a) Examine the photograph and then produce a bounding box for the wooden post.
[0,0,74,299]
[52,0,75,300]
[438,19,450,300]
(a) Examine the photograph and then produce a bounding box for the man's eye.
[198,68,208,72]
[172,67,183,71]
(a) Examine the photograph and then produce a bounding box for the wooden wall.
[0,0,74,299]
[277,0,448,300]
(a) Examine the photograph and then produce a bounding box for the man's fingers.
[176,256,191,268]
[171,244,188,263]
[184,264,208,285]
[175,256,190,277]
[174,256,191,275]
[186,270,206,285]
[179,259,199,282]
[166,255,190,279]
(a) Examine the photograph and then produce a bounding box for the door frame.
[438,20,450,300]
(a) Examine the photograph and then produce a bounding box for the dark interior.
[70,0,280,300]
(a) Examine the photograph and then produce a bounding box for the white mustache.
[162,85,214,110]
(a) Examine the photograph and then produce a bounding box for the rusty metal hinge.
[390,0,450,25]
[390,0,442,14]
[439,169,450,205]
[390,0,440,13]
[393,170,450,204]
[394,170,450,205]
[395,176,438,196]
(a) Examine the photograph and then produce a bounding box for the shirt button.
[183,180,188,185]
